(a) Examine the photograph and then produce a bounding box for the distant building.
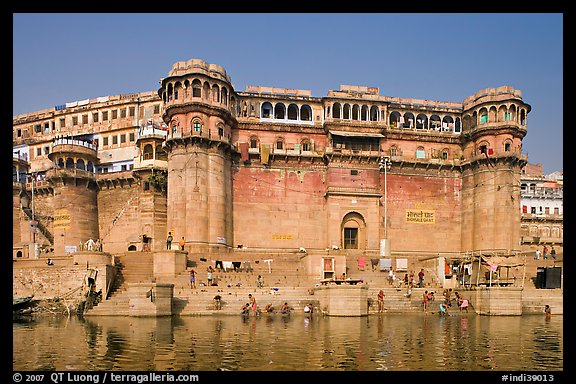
[520,163,563,250]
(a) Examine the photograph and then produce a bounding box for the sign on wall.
[53,208,71,230]
[272,234,294,240]
[405,208,435,224]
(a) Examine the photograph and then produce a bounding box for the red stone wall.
[386,172,463,253]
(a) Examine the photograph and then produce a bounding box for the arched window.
[442,116,454,132]
[143,144,154,160]
[416,114,427,130]
[415,146,426,159]
[389,111,401,128]
[489,106,497,122]
[509,104,517,122]
[276,137,285,150]
[193,120,202,133]
[441,148,449,160]
[76,158,86,170]
[520,109,527,125]
[249,135,259,149]
[332,103,341,119]
[478,141,490,155]
[174,82,182,100]
[462,114,473,130]
[370,106,379,121]
[498,105,508,122]
[167,83,173,102]
[261,102,273,118]
[203,82,210,100]
[221,87,228,105]
[212,84,220,102]
[301,139,311,152]
[361,105,368,121]
[430,115,441,130]
[341,212,366,250]
[192,79,202,98]
[455,117,462,133]
[403,113,414,129]
[343,104,351,119]
[479,108,488,124]
[301,105,312,121]
[352,104,360,120]
[274,103,286,119]
[66,158,74,169]
[504,140,512,152]
[287,104,299,120]
[183,80,190,98]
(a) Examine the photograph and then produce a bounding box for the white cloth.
[222,261,233,272]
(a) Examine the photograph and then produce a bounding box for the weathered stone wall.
[233,166,326,250]
[51,182,99,255]
[97,183,142,253]
[13,260,88,300]
[386,172,463,253]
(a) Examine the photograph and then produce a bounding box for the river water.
[13,313,562,372]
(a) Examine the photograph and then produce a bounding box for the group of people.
[534,245,557,260]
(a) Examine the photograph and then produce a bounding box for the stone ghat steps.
[159,269,317,291]
[114,252,154,282]
[86,289,131,316]
[173,286,318,315]
[521,287,563,314]
[87,285,430,316]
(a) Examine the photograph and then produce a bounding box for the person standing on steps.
[377,289,385,313]
[179,236,185,251]
[189,269,196,289]
[166,232,173,250]
[418,269,425,288]
[249,293,258,315]
[207,266,214,286]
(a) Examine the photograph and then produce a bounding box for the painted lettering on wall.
[272,234,294,240]
[405,209,435,224]
[53,208,71,230]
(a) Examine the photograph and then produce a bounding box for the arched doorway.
[341,212,366,250]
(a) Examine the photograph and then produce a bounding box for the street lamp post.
[379,156,392,257]
[28,173,39,258]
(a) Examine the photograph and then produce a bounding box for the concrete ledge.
[73,251,114,266]
[128,283,174,317]
[471,286,523,315]
[316,284,369,316]
[154,251,187,277]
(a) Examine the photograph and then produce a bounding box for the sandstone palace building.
[13,58,533,280]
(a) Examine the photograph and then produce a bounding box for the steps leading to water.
[85,251,562,316]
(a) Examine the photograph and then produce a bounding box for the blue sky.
[13,13,563,174]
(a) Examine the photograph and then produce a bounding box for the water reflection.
[13,314,562,371]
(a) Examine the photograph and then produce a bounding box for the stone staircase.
[87,252,154,316]
[521,286,563,314]
[85,249,563,316]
